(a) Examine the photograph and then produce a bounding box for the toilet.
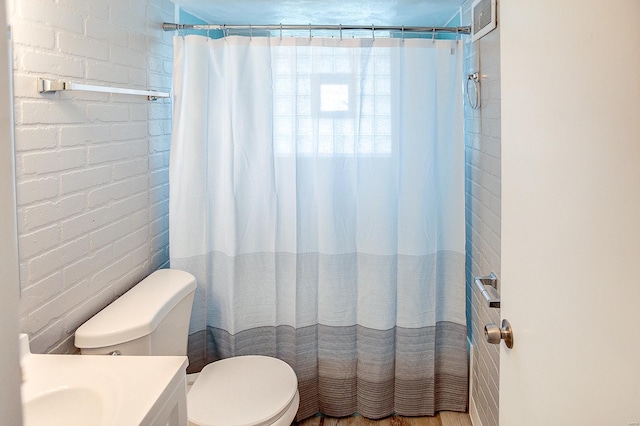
[74,269,300,426]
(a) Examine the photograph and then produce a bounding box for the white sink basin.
[20,335,188,426]
[23,387,105,426]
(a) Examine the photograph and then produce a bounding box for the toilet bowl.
[74,269,299,426]
[188,356,299,426]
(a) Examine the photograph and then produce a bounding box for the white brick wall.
[8,0,175,354]
[462,1,502,425]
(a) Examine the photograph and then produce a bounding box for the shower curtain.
[170,34,466,420]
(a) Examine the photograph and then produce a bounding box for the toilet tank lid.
[74,269,196,349]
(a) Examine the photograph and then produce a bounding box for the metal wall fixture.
[474,272,500,308]
[484,319,514,349]
[162,22,471,36]
[466,72,480,109]
[37,78,170,101]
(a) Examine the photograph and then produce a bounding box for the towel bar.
[37,78,170,100]
[474,272,500,308]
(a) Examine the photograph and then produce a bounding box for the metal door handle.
[484,319,514,348]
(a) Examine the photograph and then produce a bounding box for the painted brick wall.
[462,1,502,425]
[7,0,174,354]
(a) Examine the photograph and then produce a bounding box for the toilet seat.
[187,355,299,426]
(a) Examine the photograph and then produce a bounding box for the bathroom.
[1,0,639,425]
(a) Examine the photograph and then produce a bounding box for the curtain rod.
[162,22,471,35]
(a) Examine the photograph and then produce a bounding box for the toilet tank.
[75,269,196,356]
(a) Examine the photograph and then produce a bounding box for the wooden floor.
[295,412,472,426]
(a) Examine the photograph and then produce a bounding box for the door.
[499,0,640,425]
[0,0,23,424]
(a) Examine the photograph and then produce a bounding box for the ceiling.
[170,0,465,27]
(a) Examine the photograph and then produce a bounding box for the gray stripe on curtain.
[186,322,467,420]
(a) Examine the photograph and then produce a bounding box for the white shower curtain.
[170,34,466,420]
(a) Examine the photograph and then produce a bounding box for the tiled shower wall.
[7,0,174,354]
[462,1,502,425]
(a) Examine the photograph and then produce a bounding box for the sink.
[21,354,120,426]
[19,334,188,426]
[23,387,105,426]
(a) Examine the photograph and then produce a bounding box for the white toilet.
[74,269,300,426]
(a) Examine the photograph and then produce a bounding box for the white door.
[0,0,23,424]
[499,0,640,425]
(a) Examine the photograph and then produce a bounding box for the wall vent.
[471,0,497,42]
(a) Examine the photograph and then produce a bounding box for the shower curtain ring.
[309,23,312,41]
[432,28,436,42]
[339,24,343,41]
[280,23,283,40]
[372,24,375,41]
[249,24,252,39]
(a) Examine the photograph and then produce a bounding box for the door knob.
[484,319,513,348]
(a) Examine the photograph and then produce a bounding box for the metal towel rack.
[466,72,480,110]
[37,78,170,101]
[474,272,500,308]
